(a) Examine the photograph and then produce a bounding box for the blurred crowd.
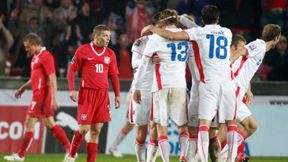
[0,0,287,81]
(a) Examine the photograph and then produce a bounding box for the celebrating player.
[142,5,239,162]
[4,33,71,162]
[65,25,120,162]
[134,10,190,162]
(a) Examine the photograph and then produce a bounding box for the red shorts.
[77,88,111,124]
[27,88,54,118]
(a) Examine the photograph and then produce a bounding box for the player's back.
[233,39,266,90]
[186,25,232,83]
[144,28,190,91]
[131,35,154,92]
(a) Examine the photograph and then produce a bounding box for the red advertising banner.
[0,106,45,154]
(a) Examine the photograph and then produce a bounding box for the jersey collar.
[90,42,106,56]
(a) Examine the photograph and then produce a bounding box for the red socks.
[50,125,71,152]
[17,131,34,158]
[70,131,85,157]
[86,143,98,162]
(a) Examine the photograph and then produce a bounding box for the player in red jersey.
[3,33,71,162]
[65,25,120,162]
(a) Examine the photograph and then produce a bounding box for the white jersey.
[138,28,189,92]
[185,25,232,83]
[130,36,154,93]
[233,39,266,91]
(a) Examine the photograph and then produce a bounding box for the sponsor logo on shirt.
[248,44,257,51]
[81,114,87,121]
[104,56,111,64]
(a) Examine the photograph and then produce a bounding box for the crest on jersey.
[81,114,87,121]
[248,44,257,51]
[104,56,111,64]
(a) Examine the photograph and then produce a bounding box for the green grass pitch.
[1,154,288,162]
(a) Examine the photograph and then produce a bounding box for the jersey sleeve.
[70,46,83,71]
[143,35,159,57]
[108,49,119,75]
[42,52,55,75]
[184,28,198,41]
[245,41,265,58]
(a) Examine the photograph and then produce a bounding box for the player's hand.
[133,90,141,104]
[141,24,154,36]
[51,98,59,110]
[15,88,25,99]
[152,53,160,64]
[245,90,254,107]
[115,96,121,109]
[69,90,77,102]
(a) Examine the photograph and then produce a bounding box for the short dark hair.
[23,33,43,46]
[201,5,220,24]
[231,34,246,46]
[261,24,281,41]
[93,25,110,35]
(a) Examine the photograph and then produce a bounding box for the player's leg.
[219,82,238,162]
[198,83,219,162]
[168,88,189,162]
[86,123,104,162]
[67,124,90,160]
[157,124,170,162]
[198,119,212,162]
[43,116,71,152]
[240,114,257,139]
[146,121,159,162]
[4,115,38,161]
[178,124,189,162]
[135,125,148,162]
[187,126,198,162]
[109,121,134,157]
[209,127,220,162]
[153,89,170,162]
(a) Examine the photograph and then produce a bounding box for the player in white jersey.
[224,24,281,162]
[141,5,239,162]
[134,12,190,162]
[177,14,221,162]
[131,35,160,162]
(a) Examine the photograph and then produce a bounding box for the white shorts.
[188,84,218,127]
[198,81,236,123]
[152,88,187,126]
[128,90,152,126]
[236,101,252,122]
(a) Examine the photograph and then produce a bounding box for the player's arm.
[49,73,58,110]
[68,48,82,102]
[133,56,150,104]
[230,47,247,63]
[132,51,142,69]
[109,50,121,108]
[244,82,254,107]
[15,79,31,98]
[141,25,189,41]
[178,14,199,28]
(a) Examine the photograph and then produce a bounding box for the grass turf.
[1,154,288,162]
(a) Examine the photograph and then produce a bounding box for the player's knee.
[78,127,90,135]
[248,122,257,135]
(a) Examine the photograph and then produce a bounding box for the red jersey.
[30,47,55,94]
[70,42,119,90]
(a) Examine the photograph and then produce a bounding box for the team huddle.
[128,5,281,162]
[3,4,281,162]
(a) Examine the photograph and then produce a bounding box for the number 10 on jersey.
[95,64,103,73]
